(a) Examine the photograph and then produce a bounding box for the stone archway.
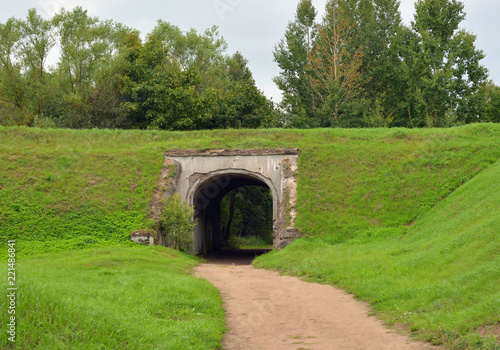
[156,148,300,254]
[191,170,275,253]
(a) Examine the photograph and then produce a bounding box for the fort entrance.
[157,149,300,253]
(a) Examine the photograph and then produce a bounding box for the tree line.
[0,1,498,130]
[0,7,275,129]
[275,0,499,128]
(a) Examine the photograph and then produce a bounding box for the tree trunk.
[224,189,238,241]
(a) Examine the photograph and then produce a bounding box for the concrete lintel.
[164,148,300,157]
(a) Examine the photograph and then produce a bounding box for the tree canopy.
[0,7,276,129]
[0,2,497,129]
[273,0,493,128]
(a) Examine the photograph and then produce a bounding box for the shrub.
[160,193,196,253]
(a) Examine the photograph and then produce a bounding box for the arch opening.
[220,185,273,250]
[192,172,276,254]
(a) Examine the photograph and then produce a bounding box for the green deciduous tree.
[0,8,132,128]
[340,0,403,125]
[275,0,492,128]
[1,8,273,130]
[18,9,55,118]
[306,0,366,126]
[481,81,500,123]
[123,21,273,130]
[122,24,209,130]
[273,0,318,127]
[275,0,403,128]
[0,9,57,126]
[0,17,27,125]
[395,0,487,127]
[50,7,131,128]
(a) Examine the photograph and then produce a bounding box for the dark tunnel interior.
[192,173,274,256]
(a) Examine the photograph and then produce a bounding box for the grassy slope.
[0,124,499,348]
[1,125,499,256]
[1,246,225,349]
[255,159,500,349]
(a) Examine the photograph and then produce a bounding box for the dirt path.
[194,251,436,350]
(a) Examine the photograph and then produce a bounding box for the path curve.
[194,252,436,350]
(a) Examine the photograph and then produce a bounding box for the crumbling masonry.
[150,148,300,253]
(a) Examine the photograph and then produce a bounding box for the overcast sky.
[2,0,498,102]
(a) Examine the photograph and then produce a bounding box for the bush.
[160,193,196,253]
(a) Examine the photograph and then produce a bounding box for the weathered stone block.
[130,230,155,246]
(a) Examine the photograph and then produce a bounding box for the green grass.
[229,235,273,250]
[2,124,499,257]
[255,159,500,349]
[0,246,225,349]
[0,124,499,349]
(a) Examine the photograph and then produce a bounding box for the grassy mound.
[255,159,500,349]
[0,124,499,348]
[1,124,499,257]
[1,246,225,349]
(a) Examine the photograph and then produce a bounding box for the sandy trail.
[194,251,436,350]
